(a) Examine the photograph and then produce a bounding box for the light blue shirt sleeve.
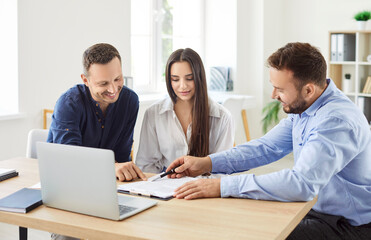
[213,115,360,201]
[210,116,294,174]
[209,79,371,226]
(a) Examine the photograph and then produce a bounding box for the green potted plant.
[354,11,371,30]
[261,100,281,134]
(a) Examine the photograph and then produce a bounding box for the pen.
[150,167,177,182]
[159,167,177,178]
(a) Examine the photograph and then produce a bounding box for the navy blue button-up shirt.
[47,84,139,163]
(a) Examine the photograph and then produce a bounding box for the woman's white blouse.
[136,97,235,173]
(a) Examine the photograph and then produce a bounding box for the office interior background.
[0,0,370,161]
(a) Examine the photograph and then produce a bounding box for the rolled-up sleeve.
[47,94,82,145]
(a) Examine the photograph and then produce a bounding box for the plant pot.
[357,20,367,30]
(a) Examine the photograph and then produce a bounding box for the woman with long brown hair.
[136,48,234,173]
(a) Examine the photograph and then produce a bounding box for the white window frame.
[0,0,21,119]
[131,0,205,94]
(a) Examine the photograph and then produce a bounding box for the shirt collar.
[159,97,174,115]
[302,78,334,117]
[208,98,221,118]
[83,84,99,107]
[83,84,119,115]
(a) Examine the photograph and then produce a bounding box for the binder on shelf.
[362,76,371,94]
[358,97,371,125]
[331,34,338,61]
[358,96,365,112]
[337,34,355,62]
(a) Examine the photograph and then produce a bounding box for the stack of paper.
[0,168,18,182]
[118,174,197,200]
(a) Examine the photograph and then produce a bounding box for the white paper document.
[0,168,16,176]
[118,174,196,200]
[29,182,41,189]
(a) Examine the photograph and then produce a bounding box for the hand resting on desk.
[166,155,220,200]
[173,178,221,200]
[115,162,147,182]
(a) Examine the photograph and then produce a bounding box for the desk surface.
[0,158,316,240]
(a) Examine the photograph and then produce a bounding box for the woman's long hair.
[165,48,209,157]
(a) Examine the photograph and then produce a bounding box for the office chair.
[21,129,49,240]
[26,129,49,159]
[222,97,252,144]
[43,109,54,129]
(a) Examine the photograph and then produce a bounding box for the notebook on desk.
[36,142,157,221]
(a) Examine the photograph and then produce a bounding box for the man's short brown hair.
[267,42,327,89]
[82,43,121,76]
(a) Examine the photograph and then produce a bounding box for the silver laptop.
[36,142,157,220]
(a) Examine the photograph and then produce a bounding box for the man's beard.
[280,95,308,114]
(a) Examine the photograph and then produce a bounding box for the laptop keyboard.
[119,205,138,215]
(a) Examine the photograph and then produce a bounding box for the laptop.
[36,142,157,220]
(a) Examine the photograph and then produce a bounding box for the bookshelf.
[329,30,371,126]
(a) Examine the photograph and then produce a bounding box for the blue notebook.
[0,188,42,213]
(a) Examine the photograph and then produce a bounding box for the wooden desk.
[0,158,316,240]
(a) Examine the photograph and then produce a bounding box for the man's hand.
[173,178,221,200]
[115,162,146,182]
[166,156,213,178]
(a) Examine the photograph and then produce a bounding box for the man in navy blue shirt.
[48,43,146,183]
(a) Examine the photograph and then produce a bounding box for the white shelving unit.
[329,30,371,126]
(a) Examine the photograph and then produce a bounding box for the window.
[131,0,204,93]
[0,0,18,116]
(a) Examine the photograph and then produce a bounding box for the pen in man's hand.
[150,167,177,182]
[159,167,177,178]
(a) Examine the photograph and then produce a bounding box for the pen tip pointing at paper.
[148,174,160,182]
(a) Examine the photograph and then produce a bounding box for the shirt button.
[101,125,104,129]
[96,112,98,115]
[96,103,98,107]
[98,119,101,122]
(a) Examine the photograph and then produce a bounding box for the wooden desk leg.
[19,227,27,240]
[241,109,251,142]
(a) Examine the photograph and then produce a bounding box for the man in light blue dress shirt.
[167,42,371,239]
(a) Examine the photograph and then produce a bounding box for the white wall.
[204,0,237,80]
[241,0,371,136]
[235,0,264,140]
[263,0,285,106]
[0,0,131,160]
[280,0,371,59]
[1,0,371,160]
[262,0,371,113]
[210,0,371,140]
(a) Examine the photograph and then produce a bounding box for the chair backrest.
[26,129,49,158]
[43,109,54,129]
[222,96,253,145]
